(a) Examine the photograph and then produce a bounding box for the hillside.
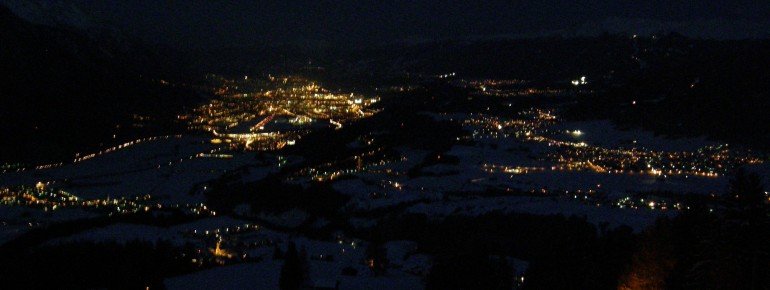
[0,4,194,164]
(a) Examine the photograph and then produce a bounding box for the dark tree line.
[620,169,770,290]
[370,212,636,290]
[279,242,308,290]
[0,240,198,289]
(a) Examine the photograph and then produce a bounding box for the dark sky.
[73,0,770,49]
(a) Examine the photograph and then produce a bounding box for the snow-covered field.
[321,114,759,232]
[0,136,275,205]
[164,238,426,290]
[0,110,765,286]
[164,260,425,290]
[0,205,98,245]
[407,196,672,231]
[551,120,718,152]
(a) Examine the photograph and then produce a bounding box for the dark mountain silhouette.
[0,4,195,164]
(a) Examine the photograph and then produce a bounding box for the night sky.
[59,0,770,49]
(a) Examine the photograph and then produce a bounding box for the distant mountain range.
[0,0,95,30]
[558,17,770,40]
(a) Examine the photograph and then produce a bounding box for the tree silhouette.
[730,168,764,204]
[365,233,388,276]
[279,242,304,290]
[273,244,284,260]
[298,245,310,283]
[728,168,767,222]
[426,254,513,290]
[618,223,676,290]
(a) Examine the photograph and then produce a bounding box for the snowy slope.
[0,0,95,30]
